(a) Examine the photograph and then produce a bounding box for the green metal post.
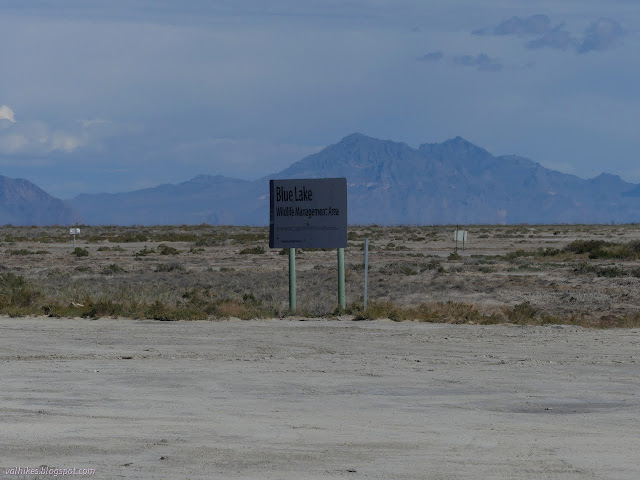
[289,248,296,313]
[338,247,345,310]
[364,238,369,311]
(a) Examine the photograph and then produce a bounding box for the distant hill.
[71,175,258,225]
[59,133,640,225]
[0,175,77,226]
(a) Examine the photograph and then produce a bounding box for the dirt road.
[1,317,639,479]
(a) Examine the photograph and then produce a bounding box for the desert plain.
[1,224,639,479]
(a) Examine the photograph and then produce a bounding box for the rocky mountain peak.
[0,175,77,225]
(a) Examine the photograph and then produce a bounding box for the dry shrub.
[505,301,537,324]
[135,246,155,257]
[353,300,501,324]
[592,314,640,329]
[564,240,640,260]
[102,264,127,275]
[0,273,41,309]
[214,300,254,319]
[158,244,180,255]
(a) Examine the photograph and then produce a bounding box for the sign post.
[289,248,296,313]
[338,247,345,310]
[69,228,80,249]
[269,178,348,313]
[454,229,468,253]
[363,237,369,311]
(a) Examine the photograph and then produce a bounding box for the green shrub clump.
[564,240,640,260]
[158,244,180,255]
[134,246,155,257]
[0,273,41,310]
[506,301,537,324]
[71,247,89,257]
[101,264,127,275]
[574,262,627,277]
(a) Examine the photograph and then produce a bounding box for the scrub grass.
[1,224,640,326]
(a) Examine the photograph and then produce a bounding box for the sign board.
[454,230,467,242]
[69,228,81,235]
[269,178,347,248]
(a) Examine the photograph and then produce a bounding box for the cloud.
[525,18,624,53]
[453,54,503,72]
[578,18,624,54]
[0,121,86,155]
[417,51,443,62]
[526,26,577,51]
[474,15,552,36]
[0,114,133,157]
[50,132,83,153]
[0,105,16,123]
[81,118,111,128]
[170,137,324,178]
[476,15,624,55]
[0,133,28,153]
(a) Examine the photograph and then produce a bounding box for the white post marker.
[454,229,468,252]
[70,228,80,249]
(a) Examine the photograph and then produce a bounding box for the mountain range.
[0,175,77,226]
[3,133,640,225]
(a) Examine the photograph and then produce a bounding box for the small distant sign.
[70,228,81,235]
[269,178,347,249]
[454,230,467,242]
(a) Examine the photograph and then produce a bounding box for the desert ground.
[1,225,639,479]
[1,224,640,324]
[1,317,639,479]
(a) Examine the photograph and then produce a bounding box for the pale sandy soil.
[1,317,639,479]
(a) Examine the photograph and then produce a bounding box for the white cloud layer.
[0,105,16,123]
[0,119,91,155]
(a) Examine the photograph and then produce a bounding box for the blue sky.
[1,0,639,198]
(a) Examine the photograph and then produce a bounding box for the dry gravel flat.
[1,317,639,479]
